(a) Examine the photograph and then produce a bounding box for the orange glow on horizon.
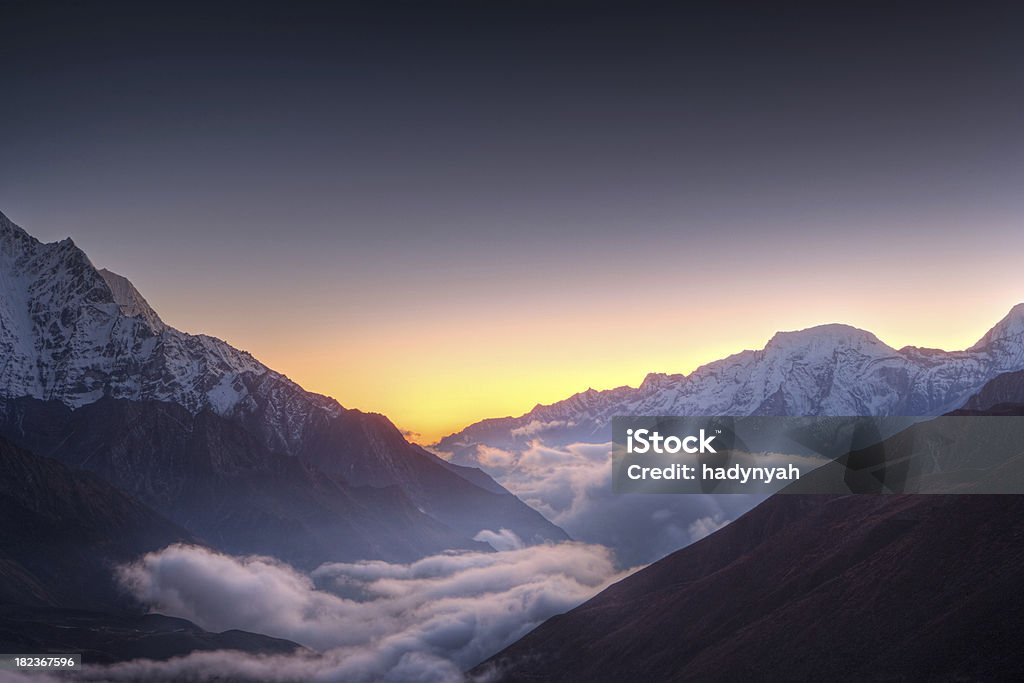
[133,218,1024,446]
[234,293,1022,445]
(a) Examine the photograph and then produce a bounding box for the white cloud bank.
[61,541,633,682]
[472,528,525,551]
[440,439,766,566]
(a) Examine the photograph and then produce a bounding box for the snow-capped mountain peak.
[0,211,340,454]
[970,303,1024,351]
[764,323,889,353]
[0,209,36,242]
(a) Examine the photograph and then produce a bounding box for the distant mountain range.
[437,305,1024,461]
[0,210,565,565]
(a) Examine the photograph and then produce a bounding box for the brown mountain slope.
[477,492,1024,682]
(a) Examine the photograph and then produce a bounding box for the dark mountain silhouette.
[959,369,1024,414]
[0,433,188,610]
[0,606,302,665]
[293,407,568,546]
[478,496,1024,682]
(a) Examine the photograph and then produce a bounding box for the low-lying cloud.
[472,528,525,551]
[440,439,765,566]
[509,419,575,438]
[71,541,633,682]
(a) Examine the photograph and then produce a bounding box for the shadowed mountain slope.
[478,492,1024,682]
[0,397,490,567]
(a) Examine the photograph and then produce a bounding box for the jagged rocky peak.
[0,211,45,267]
[639,372,680,391]
[970,303,1024,350]
[0,211,340,453]
[0,209,33,243]
[98,268,166,332]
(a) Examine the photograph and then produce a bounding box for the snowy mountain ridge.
[437,302,1024,452]
[0,210,341,454]
[97,268,167,332]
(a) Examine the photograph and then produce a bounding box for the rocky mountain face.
[0,211,317,441]
[477,377,1024,681]
[437,312,1024,457]
[0,211,566,562]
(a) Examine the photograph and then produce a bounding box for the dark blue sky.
[2,1,1022,437]
[4,2,1021,251]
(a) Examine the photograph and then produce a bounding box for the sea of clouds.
[14,540,633,682]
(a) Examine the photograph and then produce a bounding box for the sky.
[2,1,1023,442]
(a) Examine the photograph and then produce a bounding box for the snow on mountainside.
[0,210,340,454]
[97,268,167,332]
[969,303,1024,353]
[437,309,1024,453]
